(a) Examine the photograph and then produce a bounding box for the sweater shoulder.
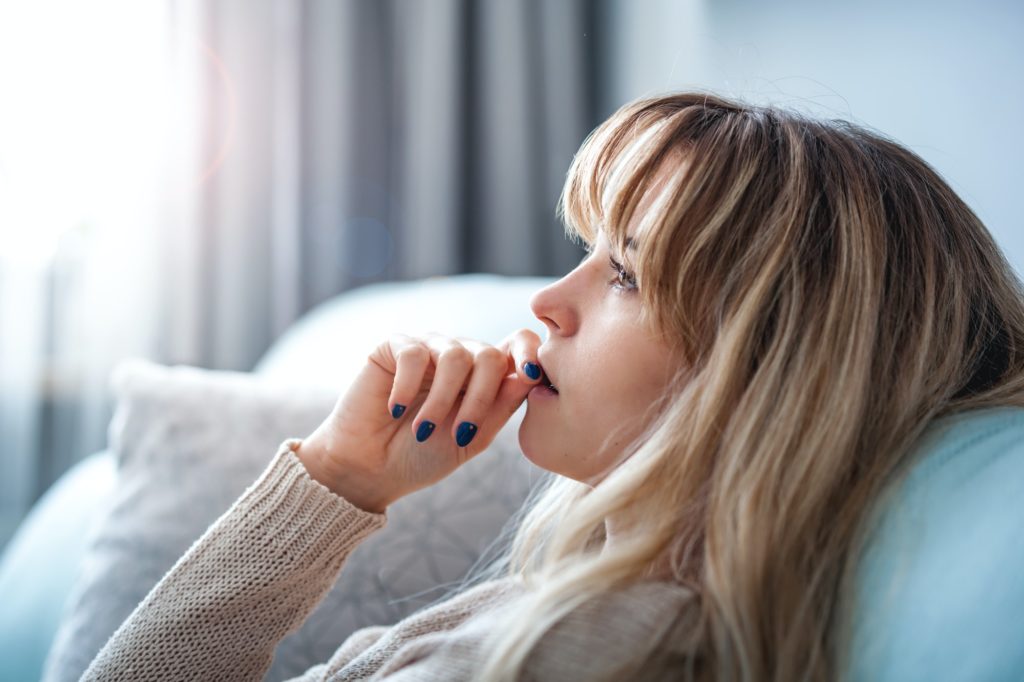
[386,575,526,637]
[520,579,700,681]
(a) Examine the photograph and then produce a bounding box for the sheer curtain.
[0,0,601,550]
[0,1,170,548]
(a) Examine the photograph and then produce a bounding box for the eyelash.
[608,255,638,292]
[582,243,638,292]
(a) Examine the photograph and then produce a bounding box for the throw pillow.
[41,358,542,682]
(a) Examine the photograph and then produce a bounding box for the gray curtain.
[2,0,602,550]
[157,0,600,370]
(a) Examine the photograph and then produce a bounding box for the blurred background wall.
[603,0,1023,263]
[1,0,1021,551]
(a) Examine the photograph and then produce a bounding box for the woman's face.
[521,227,679,486]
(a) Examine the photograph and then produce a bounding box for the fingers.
[484,329,544,432]
[450,329,543,450]
[384,330,544,450]
[444,340,506,446]
[409,336,474,444]
[385,333,432,420]
[507,329,544,385]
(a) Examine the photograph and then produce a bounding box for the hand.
[295,329,545,513]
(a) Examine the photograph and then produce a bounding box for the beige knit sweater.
[80,438,698,681]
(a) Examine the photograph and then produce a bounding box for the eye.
[608,256,638,292]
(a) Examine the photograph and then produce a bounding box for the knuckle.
[439,345,472,367]
[515,327,540,343]
[477,346,505,366]
[397,344,428,362]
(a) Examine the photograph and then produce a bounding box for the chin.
[517,418,565,477]
[516,419,545,469]
[517,421,597,485]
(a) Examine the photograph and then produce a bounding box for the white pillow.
[253,274,556,389]
[42,358,542,682]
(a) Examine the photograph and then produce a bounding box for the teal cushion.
[0,451,117,682]
[849,405,1024,681]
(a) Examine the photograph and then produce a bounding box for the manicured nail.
[523,361,541,380]
[416,420,435,442]
[391,404,406,419]
[456,421,478,447]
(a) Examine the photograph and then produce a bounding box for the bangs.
[554,95,740,355]
[557,104,684,262]
[554,93,767,358]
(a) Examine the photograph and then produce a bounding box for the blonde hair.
[448,90,1024,680]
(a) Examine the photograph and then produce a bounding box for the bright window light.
[0,1,169,271]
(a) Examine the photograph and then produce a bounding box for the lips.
[537,351,559,393]
[541,372,558,393]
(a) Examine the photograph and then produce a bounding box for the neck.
[602,515,676,582]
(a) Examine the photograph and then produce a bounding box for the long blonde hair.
[453,90,1024,680]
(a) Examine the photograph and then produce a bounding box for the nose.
[530,272,580,336]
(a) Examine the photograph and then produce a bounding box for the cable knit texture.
[80,438,697,681]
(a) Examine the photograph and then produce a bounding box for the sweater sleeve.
[80,437,389,682]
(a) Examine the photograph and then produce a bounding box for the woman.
[82,91,1024,681]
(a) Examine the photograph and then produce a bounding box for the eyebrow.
[591,228,639,253]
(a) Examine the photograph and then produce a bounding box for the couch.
[0,273,1022,681]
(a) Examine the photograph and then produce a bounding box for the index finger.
[493,329,544,384]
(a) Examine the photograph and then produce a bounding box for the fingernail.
[416,420,436,442]
[456,421,478,447]
[523,361,540,380]
[391,404,406,419]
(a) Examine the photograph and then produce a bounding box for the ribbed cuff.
[229,438,389,562]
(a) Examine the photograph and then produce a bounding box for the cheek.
[573,338,662,420]
[593,357,674,434]
[574,380,645,449]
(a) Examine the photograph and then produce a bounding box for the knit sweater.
[80,438,699,681]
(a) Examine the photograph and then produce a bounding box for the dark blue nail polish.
[416,420,435,442]
[456,421,478,447]
[391,404,406,419]
[523,361,540,380]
